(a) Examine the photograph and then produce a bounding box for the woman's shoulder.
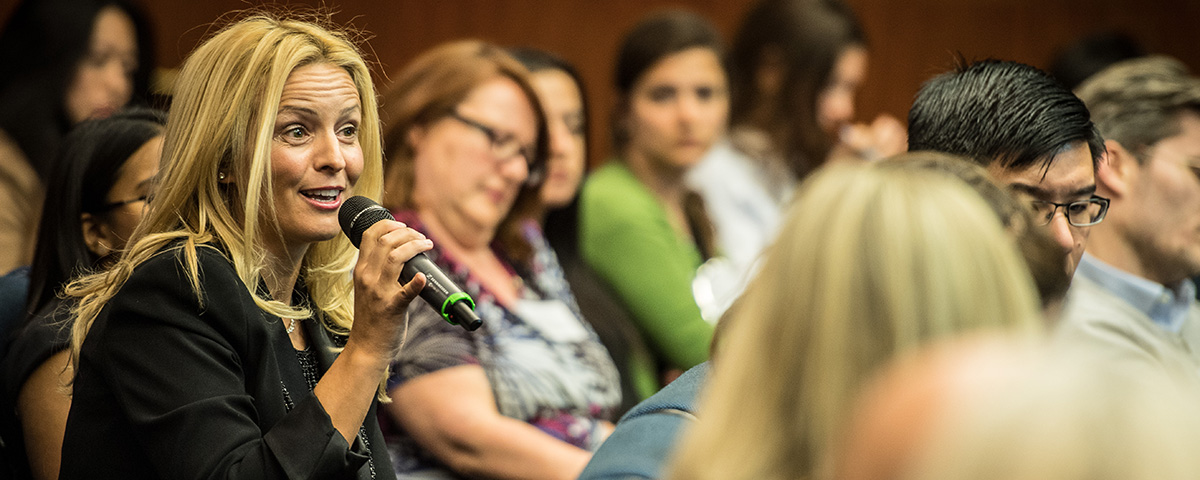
[582,162,645,199]
[118,242,245,308]
[580,162,663,225]
[131,242,234,279]
[1,298,72,404]
[92,243,259,349]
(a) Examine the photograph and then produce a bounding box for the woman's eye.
[647,87,675,103]
[339,124,358,138]
[567,122,586,137]
[565,113,586,136]
[84,52,106,68]
[279,125,306,141]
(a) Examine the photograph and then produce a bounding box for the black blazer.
[59,244,396,480]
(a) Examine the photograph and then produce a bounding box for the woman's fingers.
[398,272,428,303]
[355,220,433,310]
[360,221,424,270]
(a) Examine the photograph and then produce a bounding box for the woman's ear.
[217,169,235,185]
[80,212,113,257]
[1096,140,1136,200]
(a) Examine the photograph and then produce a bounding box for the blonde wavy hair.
[666,163,1043,480]
[67,14,383,370]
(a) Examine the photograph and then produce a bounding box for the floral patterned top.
[382,212,621,476]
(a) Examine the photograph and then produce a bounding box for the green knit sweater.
[579,162,714,399]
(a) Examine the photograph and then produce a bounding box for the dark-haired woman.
[0,0,155,273]
[578,10,729,400]
[0,107,163,480]
[509,47,653,417]
[685,0,905,318]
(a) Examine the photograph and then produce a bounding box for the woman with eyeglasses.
[376,40,620,479]
[0,107,163,480]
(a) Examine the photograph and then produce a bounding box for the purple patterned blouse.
[381,212,621,477]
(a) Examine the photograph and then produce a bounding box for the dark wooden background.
[4,0,1196,165]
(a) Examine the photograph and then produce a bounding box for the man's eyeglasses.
[448,111,539,176]
[1028,196,1110,227]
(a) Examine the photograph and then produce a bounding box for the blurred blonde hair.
[877,151,1070,309]
[667,163,1043,480]
[67,14,383,373]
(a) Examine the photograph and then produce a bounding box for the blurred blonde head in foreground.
[667,162,1044,480]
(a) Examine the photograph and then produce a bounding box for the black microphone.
[339,195,482,331]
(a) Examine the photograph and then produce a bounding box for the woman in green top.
[578,10,729,399]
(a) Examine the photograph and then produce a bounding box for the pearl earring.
[218,171,227,181]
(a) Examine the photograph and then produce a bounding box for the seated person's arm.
[387,364,592,480]
[17,350,71,480]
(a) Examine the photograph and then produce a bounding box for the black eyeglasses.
[448,111,540,176]
[1028,196,1110,227]
[98,195,149,213]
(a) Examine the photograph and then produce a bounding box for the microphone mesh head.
[339,195,395,248]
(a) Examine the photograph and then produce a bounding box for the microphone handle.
[401,253,483,331]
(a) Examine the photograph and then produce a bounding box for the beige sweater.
[1056,273,1200,383]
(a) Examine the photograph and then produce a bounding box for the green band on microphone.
[440,292,476,325]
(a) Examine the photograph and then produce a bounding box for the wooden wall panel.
[846,0,1200,130]
[3,0,1196,165]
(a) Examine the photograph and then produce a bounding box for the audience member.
[578,361,707,480]
[1060,56,1200,380]
[58,15,405,478]
[510,46,651,416]
[0,0,155,273]
[377,40,619,479]
[504,48,589,217]
[908,59,1107,275]
[0,108,163,480]
[686,0,905,316]
[665,163,1043,480]
[578,10,728,399]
